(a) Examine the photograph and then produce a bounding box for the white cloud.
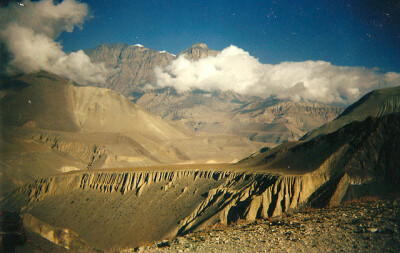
[0,0,106,84]
[155,45,400,105]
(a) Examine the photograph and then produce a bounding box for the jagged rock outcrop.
[2,112,400,250]
[1,168,327,250]
[177,43,217,61]
[138,196,400,253]
[242,113,400,206]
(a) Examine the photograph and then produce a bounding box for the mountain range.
[1,82,400,251]
[1,42,400,251]
[86,43,344,144]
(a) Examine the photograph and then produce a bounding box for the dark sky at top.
[57,0,399,72]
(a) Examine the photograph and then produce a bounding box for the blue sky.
[57,0,400,72]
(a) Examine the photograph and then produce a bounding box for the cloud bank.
[155,45,400,105]
[0,0,106,84]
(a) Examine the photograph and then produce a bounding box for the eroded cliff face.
[3,114,400,250]
[2,169,328,250]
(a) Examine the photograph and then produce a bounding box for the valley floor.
[128,196,400,253]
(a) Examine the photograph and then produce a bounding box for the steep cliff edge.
[2,113,400,250]
[241,113,400,205]
[1,168,328,250]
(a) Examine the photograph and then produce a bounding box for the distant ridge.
[85,43,175,95]
[85,43,343,144]
[85,42,217,96]
[177,43,218,61]
[301,85,400,141]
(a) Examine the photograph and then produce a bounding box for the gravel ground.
[123,196,400,253]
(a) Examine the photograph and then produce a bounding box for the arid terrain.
[135,196,400,253]
[0,72,265,194]
[1,71,400,251]
[1,1,400,252]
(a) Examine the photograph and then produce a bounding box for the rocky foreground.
[129,196,400,253]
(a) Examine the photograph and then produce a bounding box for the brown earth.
[0,72,264,194]
[16,196,400,252]
[3,112,400,251]
[136,196,400,253]
[1,72,399,252]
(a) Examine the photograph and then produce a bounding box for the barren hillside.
[0,72,264,194]
[302,85,400,141]
[2,111,400,251]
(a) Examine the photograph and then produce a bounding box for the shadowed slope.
[302,85,400,141]
[242,112,400,204]
[0,72,79,132]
